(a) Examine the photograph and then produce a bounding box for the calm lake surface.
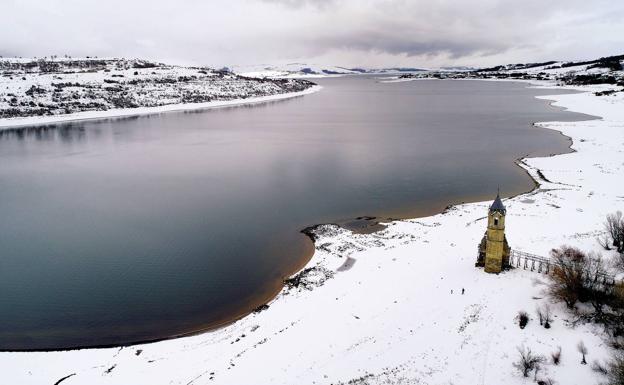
[0,77,593,350]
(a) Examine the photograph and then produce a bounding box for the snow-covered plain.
[2,82,624,385]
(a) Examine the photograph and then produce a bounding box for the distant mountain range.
[232,63,429,77]
[395,54,624,87]
[232,55,623,82]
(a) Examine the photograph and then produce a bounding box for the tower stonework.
[476,193,511,273]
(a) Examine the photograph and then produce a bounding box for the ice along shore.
[2,82,624,385]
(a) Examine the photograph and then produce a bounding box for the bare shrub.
[592,360,609,375]
[537,378,556,385]
[517,310,529,329]
[513,345,546,377]
[534,362,542,382]
[551,346,562,365]
[547,246,613,316]
[536,306,544,326]
[537,304,554,328]
[547,246,586,309]
[577,341,588,365]
[543,304,553,328]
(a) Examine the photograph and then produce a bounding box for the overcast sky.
[2,0,623,68]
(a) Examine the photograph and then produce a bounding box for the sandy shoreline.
[1,81,623,384]
[0,85,322,130]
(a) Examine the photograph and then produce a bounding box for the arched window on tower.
[494,217,499,226]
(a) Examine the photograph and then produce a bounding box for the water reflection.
[0,123,86,142]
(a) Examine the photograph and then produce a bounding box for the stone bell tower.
[476,191,511,273]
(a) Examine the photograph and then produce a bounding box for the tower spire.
[489,189,506,214]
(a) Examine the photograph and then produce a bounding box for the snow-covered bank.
[0,85,322,130]
[0,58,316,129]
[2,83,624,385]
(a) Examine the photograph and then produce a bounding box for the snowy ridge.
[0,85,322,129]
[2,82,623,384]
[388,54,624,87]
[0,58,316,128]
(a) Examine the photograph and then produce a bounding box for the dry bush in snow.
[551,346,562,365]
[577,341,588,365]
[513,345,545,377]
[537,304,553,328]
[516,310,529,329]
[547,246,611,315]
[548,246,586,309]
[592,360,609,375]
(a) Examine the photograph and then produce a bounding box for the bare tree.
[598,233,612,251]
[577,341,588,365]
[547,246,587,309]
[605,211,624,253]
[514,346,546,377]
[583,253,611,316]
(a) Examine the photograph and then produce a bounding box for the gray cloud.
[0,0,622,68]
[261,0,338,9]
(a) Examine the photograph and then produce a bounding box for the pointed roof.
[489,191,506,213]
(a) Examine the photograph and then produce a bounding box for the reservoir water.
[0,77,592,350]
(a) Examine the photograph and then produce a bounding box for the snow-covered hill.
[392,54,624,87]
[0,58,316,127]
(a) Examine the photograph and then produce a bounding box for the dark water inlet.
[0,77,594,350]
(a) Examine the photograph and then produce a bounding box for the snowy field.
[1,82,624,385]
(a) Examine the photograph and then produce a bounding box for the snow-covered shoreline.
[0,85,322,130]
[2,82,623,385]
